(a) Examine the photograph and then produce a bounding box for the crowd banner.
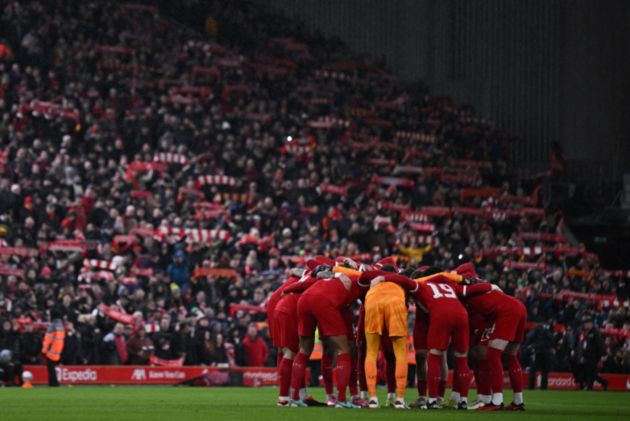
[371,176,415,188]
[23,365,630,390]
[518,232,566,242]
[379,201,411,213]
[47,240,98,252]
[193,268,239,280]
[0,266,24,278]
[153,153,190,166]
[83,259,120,272]
[0,246,39,257]
[97,304,135,325]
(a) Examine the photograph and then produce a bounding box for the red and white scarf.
[398,234,440,247]
[0,246,39,258]
[47,240,97,253]
[371,176,415,188]
[158,227,231,243]
[196,175,239,187]
[83,259,121,272]
[153,153,189,166]
[394,131,437,143]
[308,117,351,129]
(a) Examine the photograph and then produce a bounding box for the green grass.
[0,387,629,421]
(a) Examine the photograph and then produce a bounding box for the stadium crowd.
[0,0,628,386]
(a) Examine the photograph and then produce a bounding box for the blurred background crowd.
[0,0,628,384]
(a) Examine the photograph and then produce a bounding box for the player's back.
[303,276,349,307]
[462,289,509,315]
[275,288,301,314]
[366,281,405,304]
[415,281,466,314]
[268,276,299,316]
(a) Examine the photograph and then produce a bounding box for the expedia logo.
[56,367,98,382]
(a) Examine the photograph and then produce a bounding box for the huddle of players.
[266,255,527,410]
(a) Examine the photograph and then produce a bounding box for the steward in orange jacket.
[41,310,65,386]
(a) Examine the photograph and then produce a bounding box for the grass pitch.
[1,386,629,421]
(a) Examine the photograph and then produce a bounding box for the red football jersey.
[267,275,300,316]
[360,271,491,313]
[275,274,315,314]
[297,272,368,308]
[267,275,300,337]
[410,281,465,312]
[462,289,518,317]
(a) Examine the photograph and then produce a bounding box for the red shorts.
[413,312,429,351]
[427,309,469,353]
[297,294,349,338]
[267,310,276,343]
[469,313,493,347]
[342,308,355,342]
[490,300,527,343]
[356,306,366,346]
[274,309,299,352]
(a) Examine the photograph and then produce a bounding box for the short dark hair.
[412,266,442,278]
[50,308,62,320]
[380,264,397,273]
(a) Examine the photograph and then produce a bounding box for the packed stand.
[0,0,627,379]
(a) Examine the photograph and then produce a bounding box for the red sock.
[386,352,396,394]
[279,357,293,398]
[474,358,490,395]
[438,379,446,399]
[427,353,442,399]
[417,379,427,397]
[290,352,308,400]
[349,353,358,396]
[335,353,351,402]
[473,365,481,392]
[486,347,504,395]
[322,353,334,395]
[357,340,367,391]
[277,354,284,397]
[506,354,523,393]
[454,356,471,398]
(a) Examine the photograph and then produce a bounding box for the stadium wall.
[24,365,630,391]
[252,0,630,179]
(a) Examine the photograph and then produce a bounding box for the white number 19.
[427,283,457,299]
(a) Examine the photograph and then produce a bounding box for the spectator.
[0,319,20,359]
[153,316,176,360]
[208,333,230,367]
[173,322,196,364]
[168,250,191,295]
[126,327,154,365]
[101,323,128,365]
[61,322,83,364]
[525,319,554,389]
[572,316,608,390]
[41,309,65,387]
[17,322,40,365]
[242,324,268,367]
[0,348,21,386]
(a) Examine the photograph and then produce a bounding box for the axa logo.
[131,369,147,380]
